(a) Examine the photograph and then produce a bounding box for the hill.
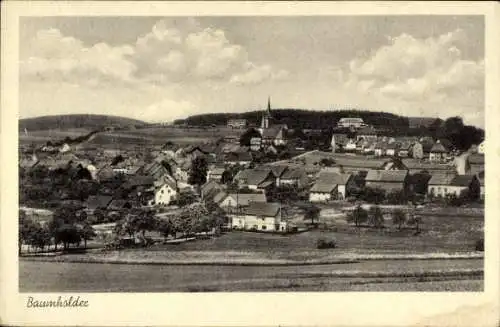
[174,109,410,131]
[19,114,147,132]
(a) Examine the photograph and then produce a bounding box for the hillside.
[174,109,410,131]
[19,114,147,132]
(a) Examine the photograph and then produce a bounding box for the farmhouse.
[218,191,267,213]
[385,142,400,157]
[309,172,354,202]
[230,202,285,232]
[225,151,252,167]
[151,176,178,206]
[428,173,479,198]
[250,137,262,151]
[269,165,289,186]
[330,133,348,153]
[374,141,388,157]
[201,180,224,201]
[234,168,276,190]
[279,167,309,189]
[398,141,413,157]
[85,195,113,213]
[365,170,409,193]
[356,126,378,142]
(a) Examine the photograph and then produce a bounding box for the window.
[161,190,164,194]
[261,225,267,230]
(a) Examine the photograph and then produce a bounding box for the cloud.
[343,29,484,124]
[20,28,137,86]
[230,62,289,85]
[138,98,198,122]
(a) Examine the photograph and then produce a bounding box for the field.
[19,126,244,147]
[19,259,483,292]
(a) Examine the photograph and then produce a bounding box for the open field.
[19,259,483,292]
[19,126,243,147]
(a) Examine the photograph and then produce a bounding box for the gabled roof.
[468,153,484,165]
[235,168,274,186]
[242,202,281,217]
[428,173,456,185]
[365,170,408,183]
[225,151,252,162]
[281,167,306,180]
[86,195,113,210]
[450,175,476,187]
[224,192,267,206]
[262,127,283,139]
[107,199,131,211]
[269,165,288,178]
[126,175,155,188]
[317,171,352,185]
[430,141,447,153]
[201,180,224,198]
[386,142,401,150]
[357,127,377,135]
[213,191,228,204]
[210,167,226,175]
[310,181,336,193]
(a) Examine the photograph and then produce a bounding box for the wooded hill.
[174,109,410,131]
[19,114,147,132]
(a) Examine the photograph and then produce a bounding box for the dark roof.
[226,151,252,162]
[242,202,281,217]
[450,175,476,187]
[269,165,288,177]
[126,175,155,187]
[428,173,456,185]
[357,127,377,135]
[201,180,224,198]
[210,167,226,175]
[107,199,131,211]
[281,167,306,180]
[468,153,484,165]
[311,172,352,193]
[430,141,448,153]
[86,195,113,210]
[225,192,267,206]
[262,127,283,139]
[235,169,274,186]
[365,170,408,182]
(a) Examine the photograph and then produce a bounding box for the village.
[18,98,485,256]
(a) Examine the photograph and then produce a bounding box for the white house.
[309,172,353,202]
[218,191,267,213]
[150,177,178,206]
[337,117,366,129]
[427,174,479,198]
[230,202,285,232]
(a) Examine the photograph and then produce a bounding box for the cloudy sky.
[19,16,484,127]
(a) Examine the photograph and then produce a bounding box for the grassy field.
[19,126,243,147]
[19,259,483,292]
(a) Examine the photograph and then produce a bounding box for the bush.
[475,238,484,252]
[316,238,336,249]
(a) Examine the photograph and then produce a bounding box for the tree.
[177,191,198,207]
[410,171,432,195]
[347,205,368,227]
[239,128,262,146]
[368,206,384,228]
[392,209,407,230]
[157,219,174,241]
[302,204,320,225]
[407,214,422,233]
[30,225,52,252]
[361,187,386,204]
[188,156,208,187]
[80,223,96,248]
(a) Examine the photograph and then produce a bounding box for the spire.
[267,96,271,113]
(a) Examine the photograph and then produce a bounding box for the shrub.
[316,238,336,249]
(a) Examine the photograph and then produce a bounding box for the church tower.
[261,96,272,129]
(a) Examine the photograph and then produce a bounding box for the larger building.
[337,117,367,129]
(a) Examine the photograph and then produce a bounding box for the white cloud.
[230,62,289,85]
[343,29,484,124]
[20,28,137,85]
[138,98,198,122]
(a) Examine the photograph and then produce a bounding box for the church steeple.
[261,96,272,129]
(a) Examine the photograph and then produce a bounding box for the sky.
[19,16,485,127]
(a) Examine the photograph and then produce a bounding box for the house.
[250,137,262,151]
[227,119,248,129]
[429,140,449,162]
[136,161,170,181]
[233,168,276,190]
[337,117,366,129]
[331,133,348,153]
[356,126,378,142]
[207,167,226,183]
[427,173,479,198]
[279,167,309,189]
[365,170,409,193]
[374,141,388,157]
[225,151,252,167]
[309,172,354,202]
[344,139,357,152]
[201,180,225,201]
[468,153,485,175]
[411,141,424,159]
[362,140,376,155]
[397,141,413,157]
[401,159,456,175]
[261,127,287,146]
[85,195,113,212]
[218,191,267,213]
[420,137,435,156]
[385,142,400,157]
[151,176,178,206]
[268,165,289,186]
[230,202,285,232]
